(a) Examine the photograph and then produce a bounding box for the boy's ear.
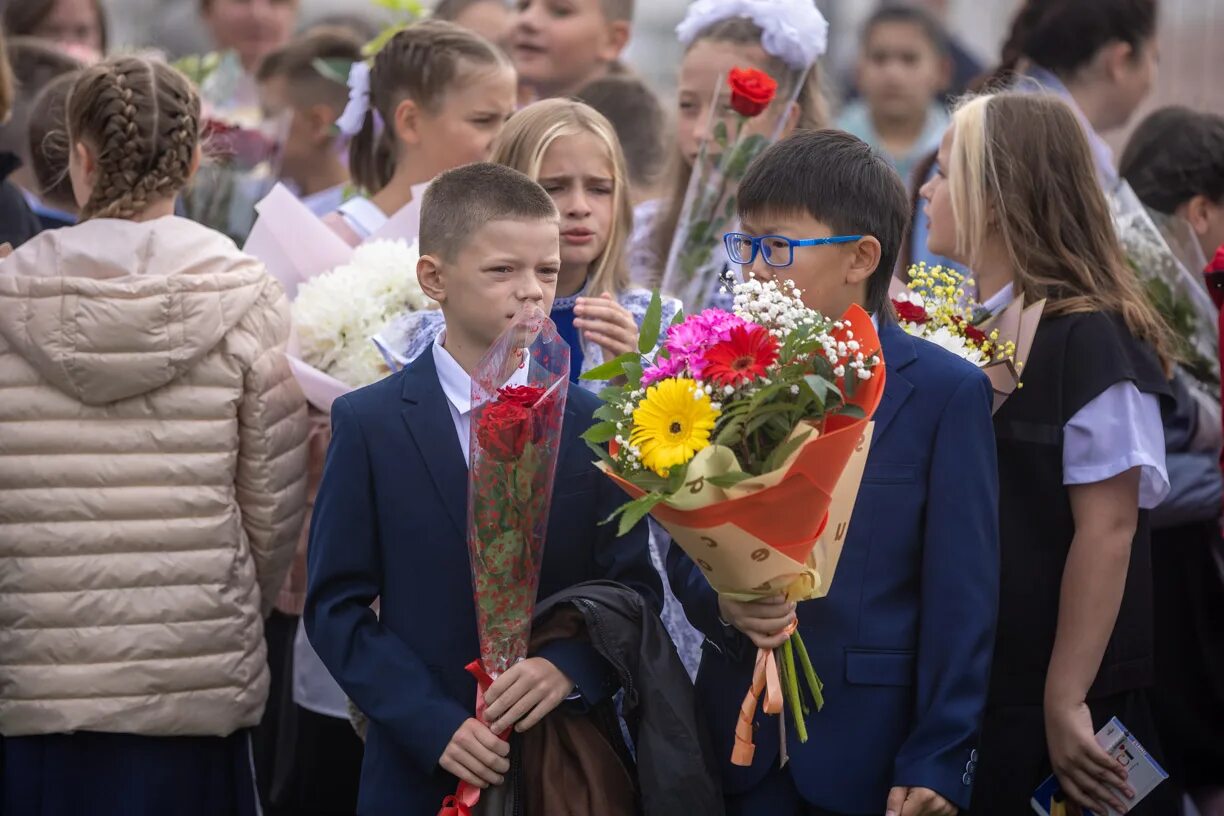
[598,20,631,62]
[1101,40,1135,84]
[392,97,423,147]
[1182,194,1213,237]
[417,254,447,304]
[844,236,883,288]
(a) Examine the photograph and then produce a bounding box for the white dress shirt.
[983,284,1169,508]
[432,332,530,466]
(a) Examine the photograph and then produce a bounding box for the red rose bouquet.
[659,64,804,311]
[439,307,569,816]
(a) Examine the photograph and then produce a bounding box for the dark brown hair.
[648,16,830,282]
[738,129,910,316]
[575,73,666,190]
[861,5,949,57]
[349,20,510,194]
[1120,106,1224,215]
[256,27,363,112]
[0,30,13,122]
[980,0,1157,89]
[3,0,108,53]
[0,37,82,166]
[420,161,557,260]
[67,56,201,220]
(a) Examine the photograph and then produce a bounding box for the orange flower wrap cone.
[599,305,885,764]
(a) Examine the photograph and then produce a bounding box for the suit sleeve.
[305,395,469,773]
[892,370,1000,809]
[538,463,664,705]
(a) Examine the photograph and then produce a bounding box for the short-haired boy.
[306,162,662,815]
[837,5,952,192]
[510,0,632,100]
[576,73,666,205]
[256,28,362,216]
[668,130,999,816]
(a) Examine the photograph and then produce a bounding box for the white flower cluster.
[731,278,822,338]
[901,323,986,366]
[893,289,933,317]
[293,239,430,388]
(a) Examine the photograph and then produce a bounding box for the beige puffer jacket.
[0,216,309,737]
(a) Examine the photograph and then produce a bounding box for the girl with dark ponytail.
[323,20,516,246]
[983,0,1159,190]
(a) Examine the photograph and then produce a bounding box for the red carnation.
[951,315,989,346]
[703,324,779,388]
[728,67,778,118]
[892,298,928,324]
[476,399,532,462]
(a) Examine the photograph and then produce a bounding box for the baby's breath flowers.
[894,263,1018,368]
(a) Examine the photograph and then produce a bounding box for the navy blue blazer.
[305,349,662,815]
[669,319,1000,813]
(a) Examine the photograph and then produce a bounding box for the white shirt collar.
[336,196,389,240]
[981,283,1016,316]
[431,330,532,418]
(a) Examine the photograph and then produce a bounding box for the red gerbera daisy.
[702,324,779,388]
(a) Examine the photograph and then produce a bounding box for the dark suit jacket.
[305,349,662,815]
[669,320,1000,813]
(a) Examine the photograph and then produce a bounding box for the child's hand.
[885,786,958,815]
[574,293,639,361]
[483,657,574,734]
[0,243,12,260]
[717,594,796,650]
[439,718,510,789]
[1044,699,1133,814]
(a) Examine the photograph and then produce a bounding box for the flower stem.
[781,636,807,743]
[792,631,824,712]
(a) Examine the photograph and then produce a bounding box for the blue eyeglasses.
[723,232,864,269]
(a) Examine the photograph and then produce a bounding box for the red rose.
[892,298,928,324]
[1205,244,1224,310]
[497,385,545,408]
[476,399,532,462]
[728,67,777,118]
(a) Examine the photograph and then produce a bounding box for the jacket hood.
[0,216,273,405]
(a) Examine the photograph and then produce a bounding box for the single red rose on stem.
[476,399,532,461]
[703,324,780,388]
[892,298,928,324]
[1205,243,1224,310]
[728,67,778,118]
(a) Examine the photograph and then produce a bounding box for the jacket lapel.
[871,320,917,443]
[400,350,469,537]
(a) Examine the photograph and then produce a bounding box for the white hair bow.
[336,61,372,137]
[675,0,830,71]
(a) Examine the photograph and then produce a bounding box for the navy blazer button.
[962,772,973,786]
[970,749,979,762]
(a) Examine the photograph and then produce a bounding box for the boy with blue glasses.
[669,129,1000,816]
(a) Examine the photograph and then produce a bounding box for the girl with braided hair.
[0,55,310,816]
[324,19,517,245]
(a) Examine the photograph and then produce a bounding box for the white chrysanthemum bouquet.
[292,239,430,399]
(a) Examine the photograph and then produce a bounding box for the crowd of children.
[0,1,1222,815]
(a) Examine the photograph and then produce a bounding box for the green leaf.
[803,375,834,408]
[744,403,798,436]
[707,471,754,489]
[614,492,667,537]
[764,429,812,473]
[581,351,639,382]
[594,403,623,423]
[670,308,686,327]
[585,439,617,469]
[581,421,618,444]
[837,403,866,420]
[714,412,747,446]
[638,289,663,354]
[623,360,643,388]
[713,120,729,149]
[598,385,623,402]
[665,464,687,495]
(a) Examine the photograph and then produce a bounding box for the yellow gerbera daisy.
[630,378,720,477]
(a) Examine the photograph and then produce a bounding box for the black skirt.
[1,730,259,816]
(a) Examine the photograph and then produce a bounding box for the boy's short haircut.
[738,129,910,315]
[863,4,950,57]
[600,0,633,22]
[255,27,363,112]
[28,71,79,210]
[575,74,665,188]
[420,162,559,260]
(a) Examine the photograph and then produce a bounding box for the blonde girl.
[627,1,830,293]
[920,91,1177,815]
[325,19,516,245]
[383,98,682,388]
[0,55,308,816]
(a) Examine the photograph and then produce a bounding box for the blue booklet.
[1031,717,1168,816]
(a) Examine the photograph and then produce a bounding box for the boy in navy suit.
[305,163,662,815]
[669,130,999,816]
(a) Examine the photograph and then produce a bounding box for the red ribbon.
[437,661,508,816]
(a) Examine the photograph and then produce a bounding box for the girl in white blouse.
[921,91,1178,816]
